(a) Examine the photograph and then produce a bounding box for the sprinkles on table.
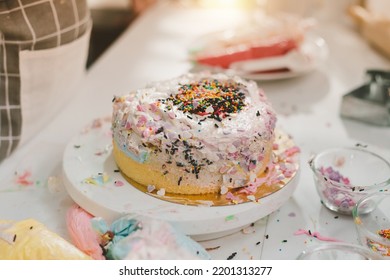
[227,252,237,260]
[366,238,390,257]
[15,170,34,187]
[83,172,110,186]
[378,229,390,239]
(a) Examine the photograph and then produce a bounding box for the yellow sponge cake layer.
[113,140,273,195]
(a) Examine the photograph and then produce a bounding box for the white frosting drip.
[112,73,276,189]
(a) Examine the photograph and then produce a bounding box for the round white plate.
[63,118,299,241]
[190,32,329,81]
[240,33,328,80]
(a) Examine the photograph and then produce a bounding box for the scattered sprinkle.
[15,171,34,187]
[147,185,156,192]
[227,252,237,260]
[378,229,390,239]
[355,143,368,148]
[83,172,110,186]
[366,238,390,256]
[294,229,341,242]
[225,215,235,221]
[157,188,166,196]
[205,246,221,251]
[114,180,125,187]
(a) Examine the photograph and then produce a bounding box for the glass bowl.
[297,242,383,260]
[309,147,390,215]
[353,193,390,258]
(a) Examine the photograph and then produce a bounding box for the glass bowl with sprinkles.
[353,193,390,259]
[296,242,383,260]
[309,147,390,215]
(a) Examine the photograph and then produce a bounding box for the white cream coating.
[112,73,277,190]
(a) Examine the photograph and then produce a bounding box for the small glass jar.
[297,242,383,260]
[309,147,390,215]
[353,193,390,259]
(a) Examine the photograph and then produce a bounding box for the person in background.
[131,0,157,15]
[0,0,91,163]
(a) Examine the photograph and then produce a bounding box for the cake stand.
[62,118,300,241]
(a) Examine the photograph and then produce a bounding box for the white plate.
[190,32,329,81]
[242,33,328,80]
[62,118,300,241]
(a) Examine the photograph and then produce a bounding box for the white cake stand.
[62,118,299,241]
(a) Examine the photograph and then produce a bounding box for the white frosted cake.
[112,73,277,195]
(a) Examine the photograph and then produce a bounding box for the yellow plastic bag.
[0,219,91,260]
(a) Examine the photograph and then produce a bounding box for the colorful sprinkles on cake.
[162,79,247,121]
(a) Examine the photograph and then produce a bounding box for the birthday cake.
[112,72,277,195]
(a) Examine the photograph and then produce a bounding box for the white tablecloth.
[1,1,389,260]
